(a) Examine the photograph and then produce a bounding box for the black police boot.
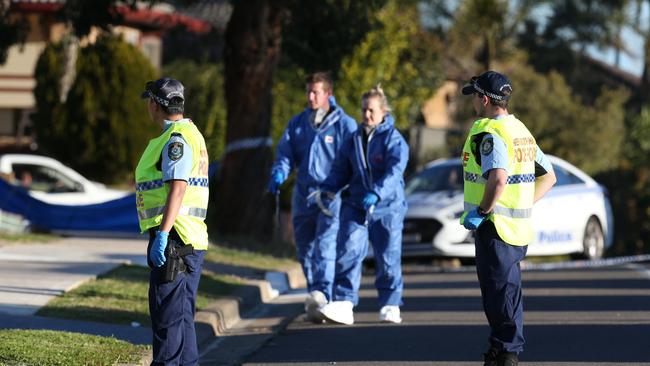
[482,347,499,366]
[497,352,519,366]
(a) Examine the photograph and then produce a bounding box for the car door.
[530,163,584,255]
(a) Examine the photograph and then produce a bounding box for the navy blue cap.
[141,77,185,107]
[461,71,513,100]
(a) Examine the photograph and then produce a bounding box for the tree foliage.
[595,107,650,255]
[33,43,68,145]
[336,0,445,128]
[33,35,157,183]
[281,0,386,73]
[62,0,138,37]
[163,60,226,159]
[271,67,308,144]
[506,64,627,175]
[0,1,29,64]
[423,0,539,73]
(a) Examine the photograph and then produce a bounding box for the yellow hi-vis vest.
[460,115,536,246]
[135,121,210,250]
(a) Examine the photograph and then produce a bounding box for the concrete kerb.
[137,263,305,365]
[161,255,310,348]
[194,263,305,340]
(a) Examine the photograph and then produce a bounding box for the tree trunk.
[213,0,285,240]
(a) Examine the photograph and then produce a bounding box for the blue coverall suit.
[321,114,409,306]
[270,96,357,300]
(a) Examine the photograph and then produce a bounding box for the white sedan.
[0,154,130,205]
[402,155,613,259]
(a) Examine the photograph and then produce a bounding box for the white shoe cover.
[304,290,327,322]
[379,305,402,324]
[318,300,354,325]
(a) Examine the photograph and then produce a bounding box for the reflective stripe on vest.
[460,115,536,246]
[464,202,532,219]
[138,206,208,220]
[134,121,210,250]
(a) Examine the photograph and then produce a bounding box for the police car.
[0,154,130,205]
[402,155,613,259]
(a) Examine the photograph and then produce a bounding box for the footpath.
[0,236,306,365]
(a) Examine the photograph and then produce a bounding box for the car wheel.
[582,217,604,260]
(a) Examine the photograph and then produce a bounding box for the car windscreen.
[11,163,83,193]
[552,163,585,186]
[405,164,464,195]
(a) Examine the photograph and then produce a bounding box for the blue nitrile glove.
[150,230,169,267]
[267,172,285,195]
[362,192,379,210]
[463,208,486,230]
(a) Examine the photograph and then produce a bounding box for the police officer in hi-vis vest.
[136,77,210,365]
[460,71,556,366]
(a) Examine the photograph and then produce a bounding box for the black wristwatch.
[477,206,489,216]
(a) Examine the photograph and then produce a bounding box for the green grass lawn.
[37,241,297,326]
[0,329,147,366]
[0,232,60,244]
[209,233,297,258]
[205,243,298,271]
[37,264,243,327]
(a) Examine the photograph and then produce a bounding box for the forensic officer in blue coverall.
[316,84,408,325]
[460,71,556,366]
[136,77,210,365]
[268,72,357,321]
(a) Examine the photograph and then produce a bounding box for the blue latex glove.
[267,172,285,195]
[463,208,486,230]
[362,192,379,210]
[150,230,169,267]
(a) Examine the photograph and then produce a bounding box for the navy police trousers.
[475,221,527,354]
[148,228,205,366]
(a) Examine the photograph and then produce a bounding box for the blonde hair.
[361,84,392,112]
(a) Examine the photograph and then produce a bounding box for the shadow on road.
[243,265,650,364]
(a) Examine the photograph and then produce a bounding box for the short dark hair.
[161,99,184,115]
[305,72,333,92]
[487,92,510,108]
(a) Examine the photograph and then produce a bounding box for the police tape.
[520,254,650,271]
[435,254,650,273]
[223,137,273,157]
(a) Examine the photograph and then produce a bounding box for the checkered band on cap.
[472,82,511,101]
[146,91,170,107]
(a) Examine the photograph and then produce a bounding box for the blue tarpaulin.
[0,178,140,234]
[0,162,218,235]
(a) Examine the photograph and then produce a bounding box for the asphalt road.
[241,261,650,366]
